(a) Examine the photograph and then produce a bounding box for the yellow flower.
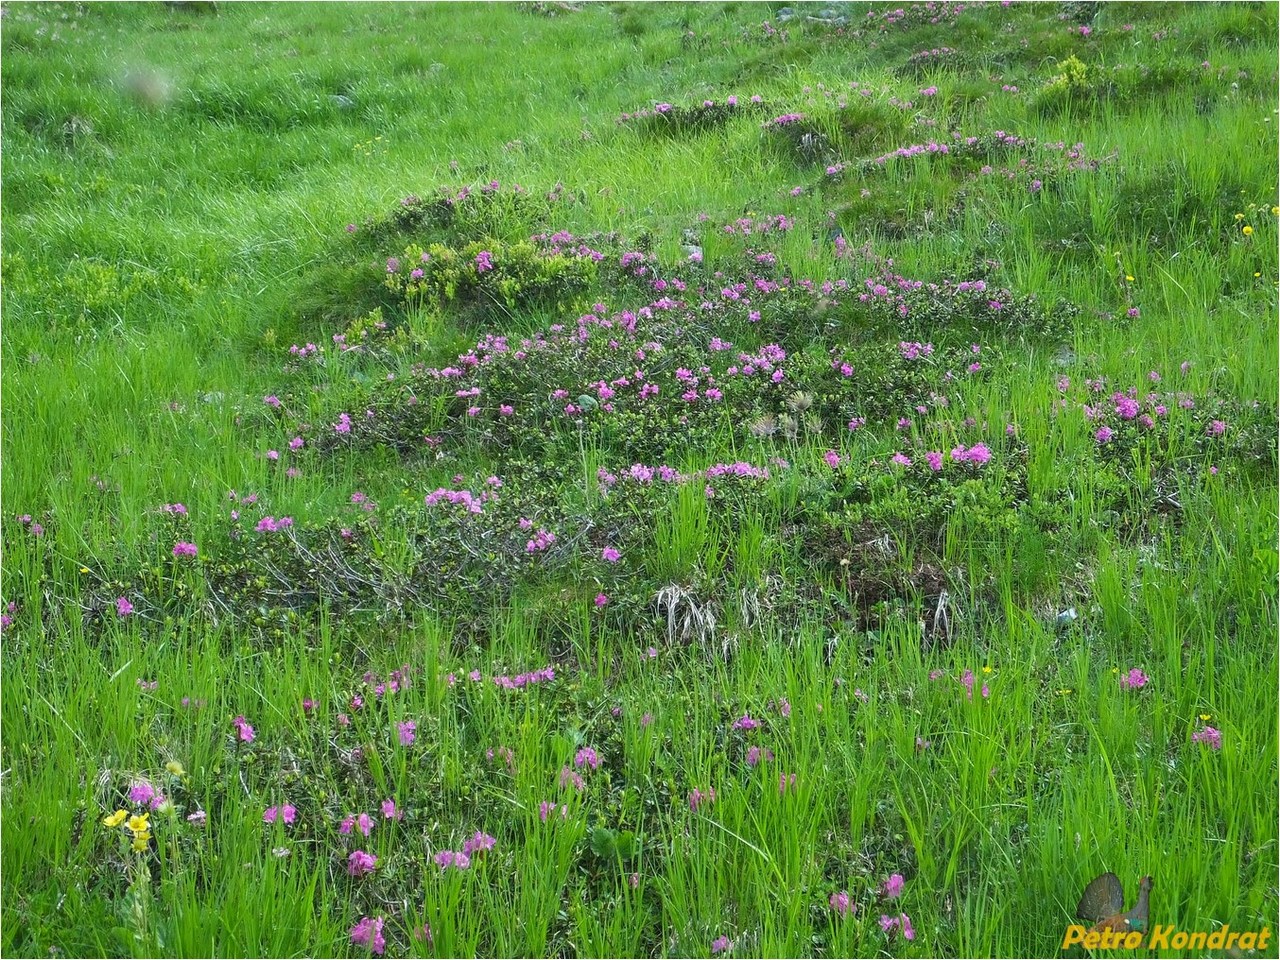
[131,833,151,852]
[1256,272,1262,278]
[1234,212,1244,220]
[1242,225,1253,236]
[127,812,150,836]
[1125,275,1134,282]
[103,809,128,828]
[1272,206,1279,216]
[1056,688,1074,696]
[1199,713,1212,722]
[165,760,186,778]
[982,665,993,675]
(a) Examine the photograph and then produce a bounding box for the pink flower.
[1095,425,1114,444]
[711,935,733,954]
[172,541,198,558]
[1208,420,1226,436]
[350,916,386,955]
[461,830,496,857]
[688,787,717,811]
[381,800,402,820]
[262,804,296,825]
[347,849,378,877]
[398,720,417,746]
[829,891,854,917]
[880,912,915,940]
[186,810,206,826]
[1191,726,1222,750]
[601,546,621,563]
[129,781,158,806]
[116,596,134,617]
[574,747,600,770]
[233,715,255,743]
[823,450,842,469]
[1120,668,1148,690]
[891,453,912,467]
[595,593,609,607]
[882,873,905,899]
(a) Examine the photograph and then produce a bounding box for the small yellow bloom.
[1234,212,1244,220]
[79,566,90,574]
[127,812,150,835]
[1125,275,1134,282]
[982,665,993,675]
[1057,688,1074,696]
[131,833,151,852]
[1272,206,1279,216]
[103,809,128,828]
[165,760,186,778]
[1256,272,1262,278]
[1199,713,1212,722]
[1242,225,1253,236]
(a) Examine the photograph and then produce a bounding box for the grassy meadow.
[1,1,1277,956]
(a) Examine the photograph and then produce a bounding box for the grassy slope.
[2,1,1277,957]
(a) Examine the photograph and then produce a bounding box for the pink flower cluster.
[525,528,556,553]
[434,831,496,870]
[350,916,386,955]
[262,804,297,825]
[491,665,556,690]
[1120,668,1148,690]
[424,487,488,514]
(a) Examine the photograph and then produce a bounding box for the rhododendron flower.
[1191,726,1222,750]
[347,849,377,877]
[350,916,386,955]
[1120,668,1148,690]
[397,720,417,746]
[263,804,296,825]
[233,715,255,743]
[882,873,905,899]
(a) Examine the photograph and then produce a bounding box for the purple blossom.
[882,873,905,899]
[128,781,158,806]
[397,720,417,746]
[1120,668,1148,690]
[829,891,854,917]
[1191,726,1222,750]
[347,849,378,877]
[350,916,386,956]
[116,596,134,617]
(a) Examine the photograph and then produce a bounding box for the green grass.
[2,1,1277,957]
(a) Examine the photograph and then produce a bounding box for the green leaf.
[590,826,616,859]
